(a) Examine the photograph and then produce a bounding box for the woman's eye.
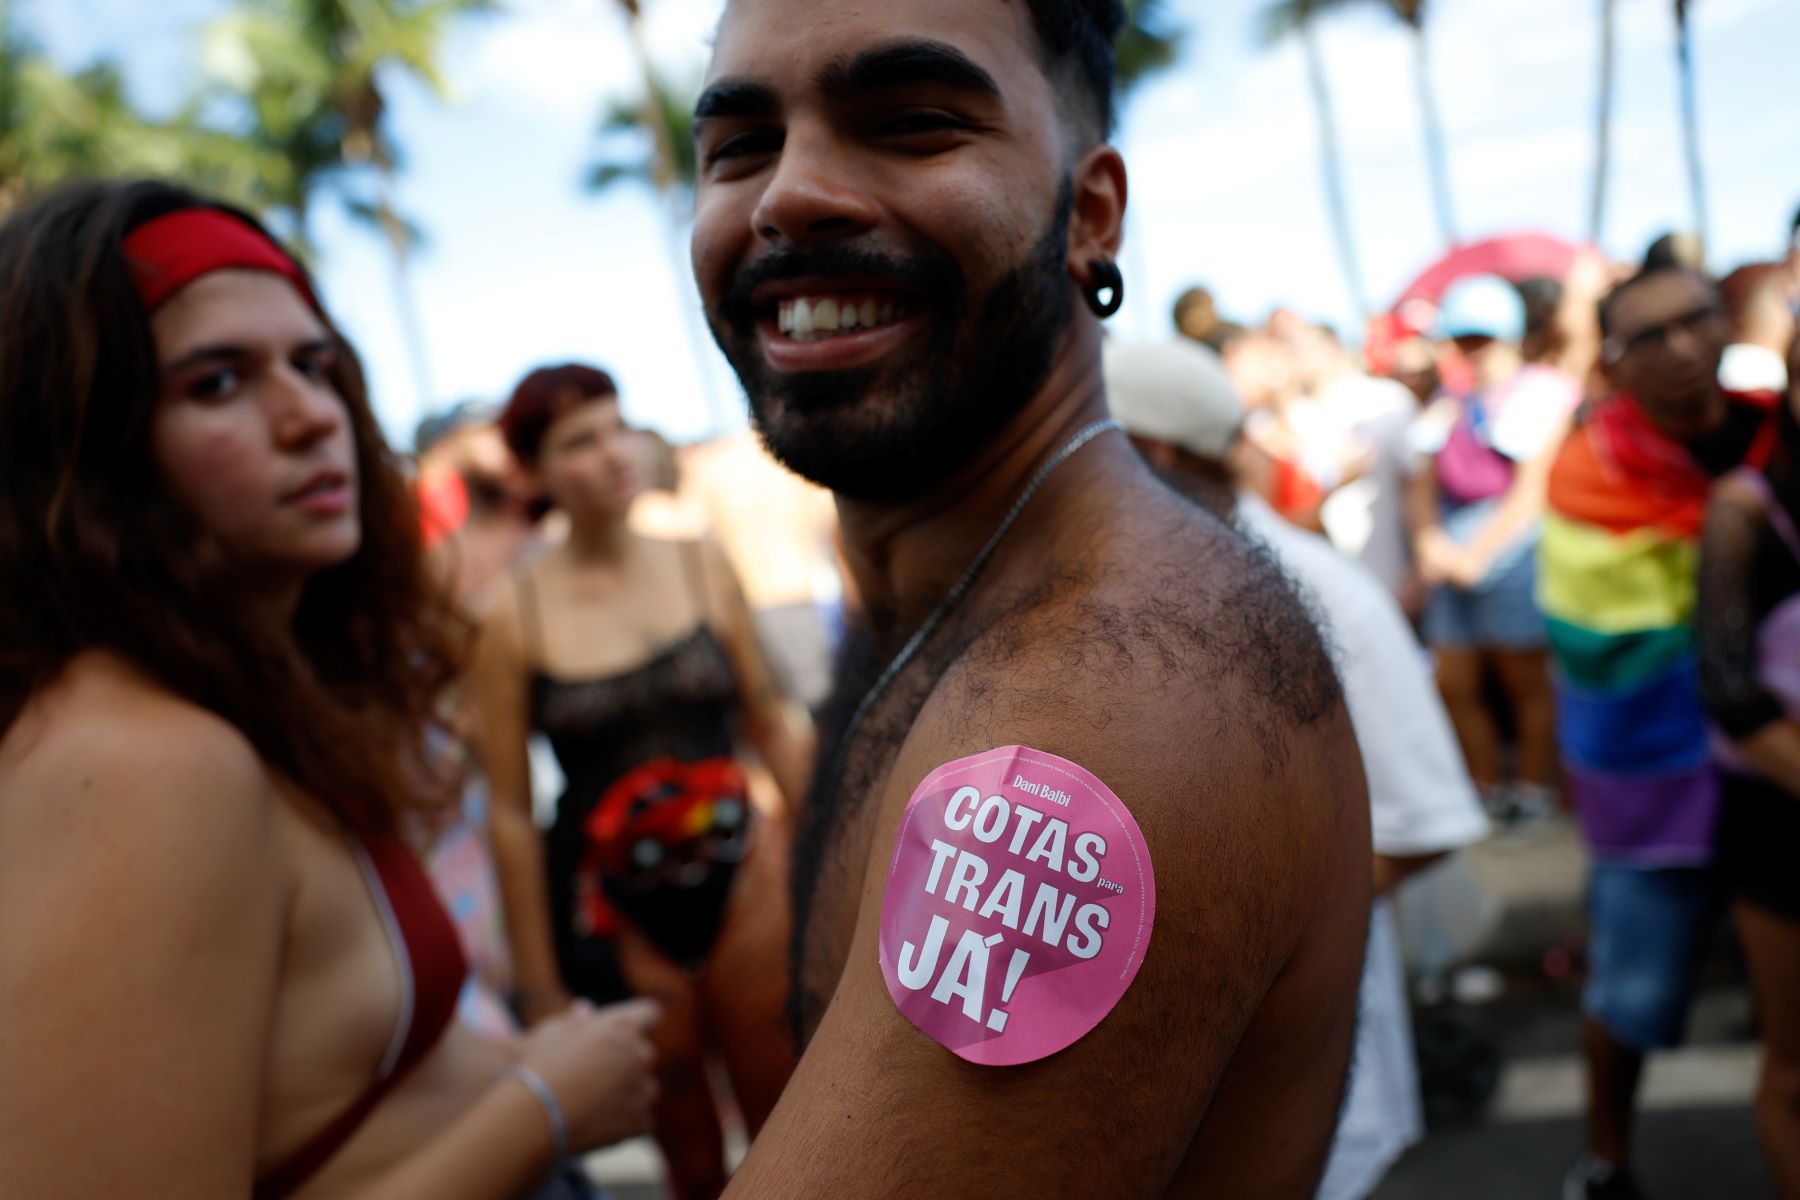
[190,369,241,400]
[295,352,336,381]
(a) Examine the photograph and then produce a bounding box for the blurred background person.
[1173,283,1228,350]
[1221,320,1336,530]
[1302,323,1428,612]
[1387,326,1445,409]
[1104,338,1489,1200]
[469,363,811,1199]
[1541,265,1779,1200]
[418,399,532,590]
[1719,262,1795,394]
[1788,206,1800,294]
[1407,273,1578,824]
[0,180,657,1200]
[1699,332,1800,1200]
[675,431,845,719]
[414,400,542,1039]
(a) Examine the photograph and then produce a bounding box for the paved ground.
[1374,979,1769,1199]
[585,818,1776,1199]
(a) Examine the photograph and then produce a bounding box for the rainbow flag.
[1539,392,1773,864]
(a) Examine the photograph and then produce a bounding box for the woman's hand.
[1415,526,1462,588]
[516,983,576,1028]
[518,998,662,1154]
[1445,546,1493,591]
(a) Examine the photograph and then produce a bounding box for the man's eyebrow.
[693,79,781,125]
[816,39,1003,104]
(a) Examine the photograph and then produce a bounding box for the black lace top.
[1698,469,1800,739]
[518,547,743,988]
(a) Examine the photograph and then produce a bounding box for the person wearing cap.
[1407,273,1581,827]
[1104,338,1489,1200]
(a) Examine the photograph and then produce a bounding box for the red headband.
[122,208,319,313]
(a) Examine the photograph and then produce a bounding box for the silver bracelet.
[504,1065,570,1165]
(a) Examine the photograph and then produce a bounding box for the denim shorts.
[1423,554,1547,650]
[1582,862,1718,1051]
[1421,502,1546,650]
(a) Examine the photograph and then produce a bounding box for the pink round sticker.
[877,744,1155,1066]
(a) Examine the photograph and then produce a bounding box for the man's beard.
[707,182,1076,502]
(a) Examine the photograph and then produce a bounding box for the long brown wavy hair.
[0,179,466,831]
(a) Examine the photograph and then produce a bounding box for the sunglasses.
[1603,303,1726,364]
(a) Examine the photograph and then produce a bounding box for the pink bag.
[1435,401,1515,505]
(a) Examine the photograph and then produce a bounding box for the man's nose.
[1663,320,1715,367]
[750,128,880,246]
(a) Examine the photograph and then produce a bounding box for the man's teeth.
[776,296,908,340]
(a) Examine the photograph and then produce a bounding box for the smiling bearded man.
[687,1,1372,1195]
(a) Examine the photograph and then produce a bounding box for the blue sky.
[31,0,1800,444]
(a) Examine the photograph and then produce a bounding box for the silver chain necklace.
[827,418,1122,784]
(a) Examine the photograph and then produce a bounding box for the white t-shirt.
[1235,495,1489,1200]
[1486,365,1581,464]
[1313,374,1420,600]
[1720,343,1789,394]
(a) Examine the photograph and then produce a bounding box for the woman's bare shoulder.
[1,650,274,826]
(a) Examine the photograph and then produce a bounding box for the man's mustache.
[719,244,964,335]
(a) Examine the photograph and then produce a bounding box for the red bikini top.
[255,831,468,1199]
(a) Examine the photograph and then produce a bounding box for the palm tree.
[1386,0,1457,247]
[1267,1,1456,247]
[1588,0,1616,245]
[589,67,696,211]
[1117,0,1186,99]
[1672,0,1708,254]
[0,0,278,216]
[1259,0,1369,319]
[588,45,734,433]
[201,0,493,415]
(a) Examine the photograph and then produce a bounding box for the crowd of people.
[1,0,1798,1198]
[1162,218,1800,1200]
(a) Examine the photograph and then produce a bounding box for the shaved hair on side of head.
[1022,0,1126,143]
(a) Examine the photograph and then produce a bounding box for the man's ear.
[1066,144,1127,290]
[1597,351,1623,395]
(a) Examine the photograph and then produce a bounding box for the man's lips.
[756,309,925,374]
[747,274,924,309]
[742,276,931,374]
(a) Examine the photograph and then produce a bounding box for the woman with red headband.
[0,180,658,1199]
[469,364,812,1198]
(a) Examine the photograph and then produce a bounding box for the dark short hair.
[500,363,619,466]
[1023,0,1126,140]
[1642,231,1704,273]
[1597,265,1715,340]
[1172,285,1214,332]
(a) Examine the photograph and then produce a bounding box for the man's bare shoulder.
[755,490,1369,1198]
[948,489,1345,774]
[889,489,1355,952]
